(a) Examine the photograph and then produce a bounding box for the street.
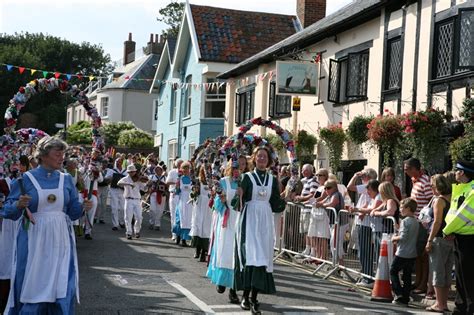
[76,211,431,315]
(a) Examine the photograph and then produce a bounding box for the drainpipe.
[177,69,186,157]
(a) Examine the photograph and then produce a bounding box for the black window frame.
[235,84,255,126]
[328,49,370,104]
[268,81,291,119]
[383,36,403,92]
[454,8,474,70]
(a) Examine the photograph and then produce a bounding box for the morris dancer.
[82,164,103,240]
[109,156,126,231]
[148,165,167,230]
[234,147,286,314]
[0,137,92,314]
[167,158,183,240]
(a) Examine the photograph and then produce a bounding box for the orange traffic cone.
[370,237,393,302]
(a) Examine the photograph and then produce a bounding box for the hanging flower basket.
[347,115,373,145]
[319,123,346,172]
[367,113,403,167]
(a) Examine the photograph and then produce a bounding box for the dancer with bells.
[0,137,93,314]
[234,147,286,315]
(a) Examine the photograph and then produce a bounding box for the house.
[149,2,313,167]
[218,0,473,182]
[67,33,163,135]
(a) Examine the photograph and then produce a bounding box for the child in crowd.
[390,198,419,305]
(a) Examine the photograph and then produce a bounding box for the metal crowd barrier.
[274,203,398,282]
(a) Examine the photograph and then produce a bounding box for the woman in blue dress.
[172,161,193,246]
[0,137,92,314]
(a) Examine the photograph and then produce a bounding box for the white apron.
[178,178,193,229]
[11,172,79,304]
[215,177,240,269]
[237,172,274,272]
[189,185,212,238]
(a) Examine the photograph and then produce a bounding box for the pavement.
[75,211,445,314]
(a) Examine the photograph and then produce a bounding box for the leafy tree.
[0,33,112,135]
[118,129,154,148]
[64,121,92,144]
[101,121,136,147]
[156,1,185,37]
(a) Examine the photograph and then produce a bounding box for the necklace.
[253,170,268,197]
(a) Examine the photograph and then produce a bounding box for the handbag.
[418,197,435,229]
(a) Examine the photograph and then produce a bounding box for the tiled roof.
[190,4,300,63]
[218,0,386,78]
[102,54,160,91]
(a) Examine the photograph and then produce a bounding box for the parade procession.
[0,0,473,314]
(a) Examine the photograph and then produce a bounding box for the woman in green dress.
[234,147,286,314]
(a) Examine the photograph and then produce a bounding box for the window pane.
[268,82,275,117]
[386,38,402,90]
[205,101,225,118]
[346,51,369,97]
[435,20,454,78]
[275,95,291,116]
[458,10,474,69]
[328,59,340,103]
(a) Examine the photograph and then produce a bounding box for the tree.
[156,1,185,37]
[0,33,112,135]
[101,121,136,147]
[118,129,154,148]
[64,121,92,144]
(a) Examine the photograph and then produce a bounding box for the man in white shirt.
[148,166,167,230]
[117,165,148,239]
[108,156,127,231]
[166,158,183,240]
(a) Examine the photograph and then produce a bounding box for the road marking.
[344,307,390,313]
[208,305,241,309]
[163,277,215,314]
[110,274,128,285]
[273,305,328,310]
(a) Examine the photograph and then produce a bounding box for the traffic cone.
[370,236,393,302]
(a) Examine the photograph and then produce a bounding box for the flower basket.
[367,113,403,166]
[347,115,373,145]
[401,108,449,170]
[319,123,346,172]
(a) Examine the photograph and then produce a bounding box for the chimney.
[123,32,136,65]
[297,0,326,29]
[146,33,165,55]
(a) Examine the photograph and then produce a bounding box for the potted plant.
[347,115,373,145]
[319,123,346,172]
[367,112,403,167]
[295,130,318,164]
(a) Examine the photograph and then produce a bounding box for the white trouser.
[169,193,178,234]
[124,198,142,235]
[84,195,98,235]
[96,186,109,220]
[150,193,165,227]
[110,188,125,227]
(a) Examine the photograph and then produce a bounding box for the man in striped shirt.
[404,158,433,216]
[404,157,433,294]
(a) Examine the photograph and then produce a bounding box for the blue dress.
[172,176,192,241]
[0,166,83,314]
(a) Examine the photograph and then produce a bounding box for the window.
[167,140,178,169]
[170,87,177,122]
[384,37,402,91]
[235,84,255,126]
[184,75,192,117]
[268,81,291,118]
[101,97,109,117]
[188,143,196,160]
[67,111,70,126]
[433,10,473,79]
[153,99,159,121]
[204,78,226,118]
[328,50,369,103]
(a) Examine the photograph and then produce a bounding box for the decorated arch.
[1,78,103,175]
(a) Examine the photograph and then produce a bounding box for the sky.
[0,0,353,63]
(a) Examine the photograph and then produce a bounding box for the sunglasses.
[316,174,326,177]
[324,186,334,190]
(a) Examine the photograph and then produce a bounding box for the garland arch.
[1,78,103,175]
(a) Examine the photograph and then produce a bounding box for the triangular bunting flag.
[6,65,13,71]
[18,67,25,74]
[54,72,61,79]
[42,71,49,78]
[77,74,83,80]
[124,76,130,80]
[31,69,37,75]
[89,76,94,81]
[66,74,72,80]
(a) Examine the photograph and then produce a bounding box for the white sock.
[310,248,316,257]
[303,245,310,254]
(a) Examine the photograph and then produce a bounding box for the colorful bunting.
[66,74,72,80]
[18,67,25,74]
[42,71,48,78]
[6,65,13,71]
[31,69,37,75]
[54,72,61,79]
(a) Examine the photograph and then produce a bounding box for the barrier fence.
[274,202,398,282]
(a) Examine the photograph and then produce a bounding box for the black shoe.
[228,289,240,304]
[199,251,207,262]
[99,220,105,224]
[175,236,181,245]
[119,223,125,229]
[194,248,200,259]
[250,300,261,315]
[135,233,140,239]
[112,227,118,231]
[93,219,98,224]
[85,234,92,240]
[126,234,132,240]
[216,285,226,294]
[240,297,250,311]
[181,240,189,247]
